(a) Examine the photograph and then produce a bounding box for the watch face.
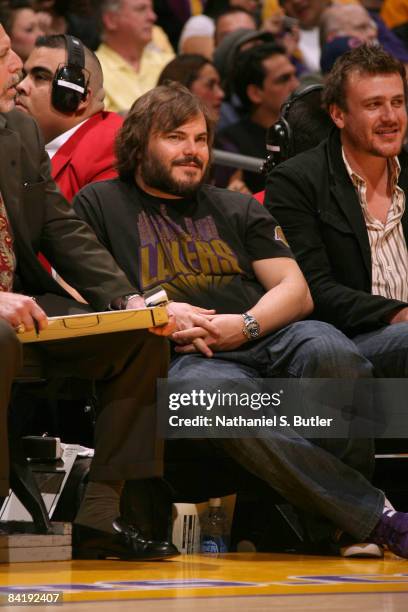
[248,322,260,338]
[242,314,260,339]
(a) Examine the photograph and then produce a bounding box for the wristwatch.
[110,285,169,310]
[109,292,142,310]
[241,312,260,340]
[143,285,169,307]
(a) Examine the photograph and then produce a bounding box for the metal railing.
[212,148,264,173]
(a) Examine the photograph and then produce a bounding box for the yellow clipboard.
[17,306,169,343]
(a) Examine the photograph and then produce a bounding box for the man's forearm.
[248,280,313,338]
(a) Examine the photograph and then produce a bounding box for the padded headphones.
[51,35,89,113]
[263,84,324,173]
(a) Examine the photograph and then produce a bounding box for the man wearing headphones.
[0,22,177,560]
[253,84,333,203]
[16,34,123,202]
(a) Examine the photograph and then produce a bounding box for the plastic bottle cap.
[209,498,221,507]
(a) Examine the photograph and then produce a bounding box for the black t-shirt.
[74,180,293,314]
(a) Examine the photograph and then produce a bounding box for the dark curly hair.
[115,82,215,181]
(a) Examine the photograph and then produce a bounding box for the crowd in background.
[3,0,406,196]
[2,0,408,560]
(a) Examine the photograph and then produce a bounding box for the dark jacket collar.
[325,129,371,263]
[323,128,408,280]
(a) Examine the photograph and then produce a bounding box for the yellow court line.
[0,553,407,603]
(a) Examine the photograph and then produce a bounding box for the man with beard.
[74,81,408,558]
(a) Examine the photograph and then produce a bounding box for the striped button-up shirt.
[342,149,408,302]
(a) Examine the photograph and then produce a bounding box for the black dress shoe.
[73,517,179,560]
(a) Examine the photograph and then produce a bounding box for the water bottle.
[200,498,229,553]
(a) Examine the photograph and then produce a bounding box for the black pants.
[0,295,169,496]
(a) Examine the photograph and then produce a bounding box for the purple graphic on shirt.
[136,206,241,293]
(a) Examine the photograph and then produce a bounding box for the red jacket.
[40,111,123,272]
[50,110,123,202]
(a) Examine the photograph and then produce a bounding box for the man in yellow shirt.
[96,0,174,114]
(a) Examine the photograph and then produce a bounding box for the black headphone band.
[263,84,324,174]
[280,84,324,120]
[65,35,84,68]
[56,35,86,96]
[52,35,88,113]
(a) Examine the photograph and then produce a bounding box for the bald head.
[83,45,104,95]
[320,4,378,47]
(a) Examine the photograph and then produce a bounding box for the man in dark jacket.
[266,44,408,345]
[266,43,408,553]
[0,22,176,561]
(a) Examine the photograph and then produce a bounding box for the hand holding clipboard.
[16,307,169,343]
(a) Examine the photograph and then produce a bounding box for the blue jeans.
[169,320,384,541]
[353,322,408,376]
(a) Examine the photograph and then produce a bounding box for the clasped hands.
[153,302,247,357]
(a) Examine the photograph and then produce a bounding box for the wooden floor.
[0,551,407,611]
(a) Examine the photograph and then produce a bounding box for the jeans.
[353,321,408,377]
[169,320,384,541]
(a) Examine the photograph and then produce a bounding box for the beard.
[343,122,405,159]
[139,150,208,198]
